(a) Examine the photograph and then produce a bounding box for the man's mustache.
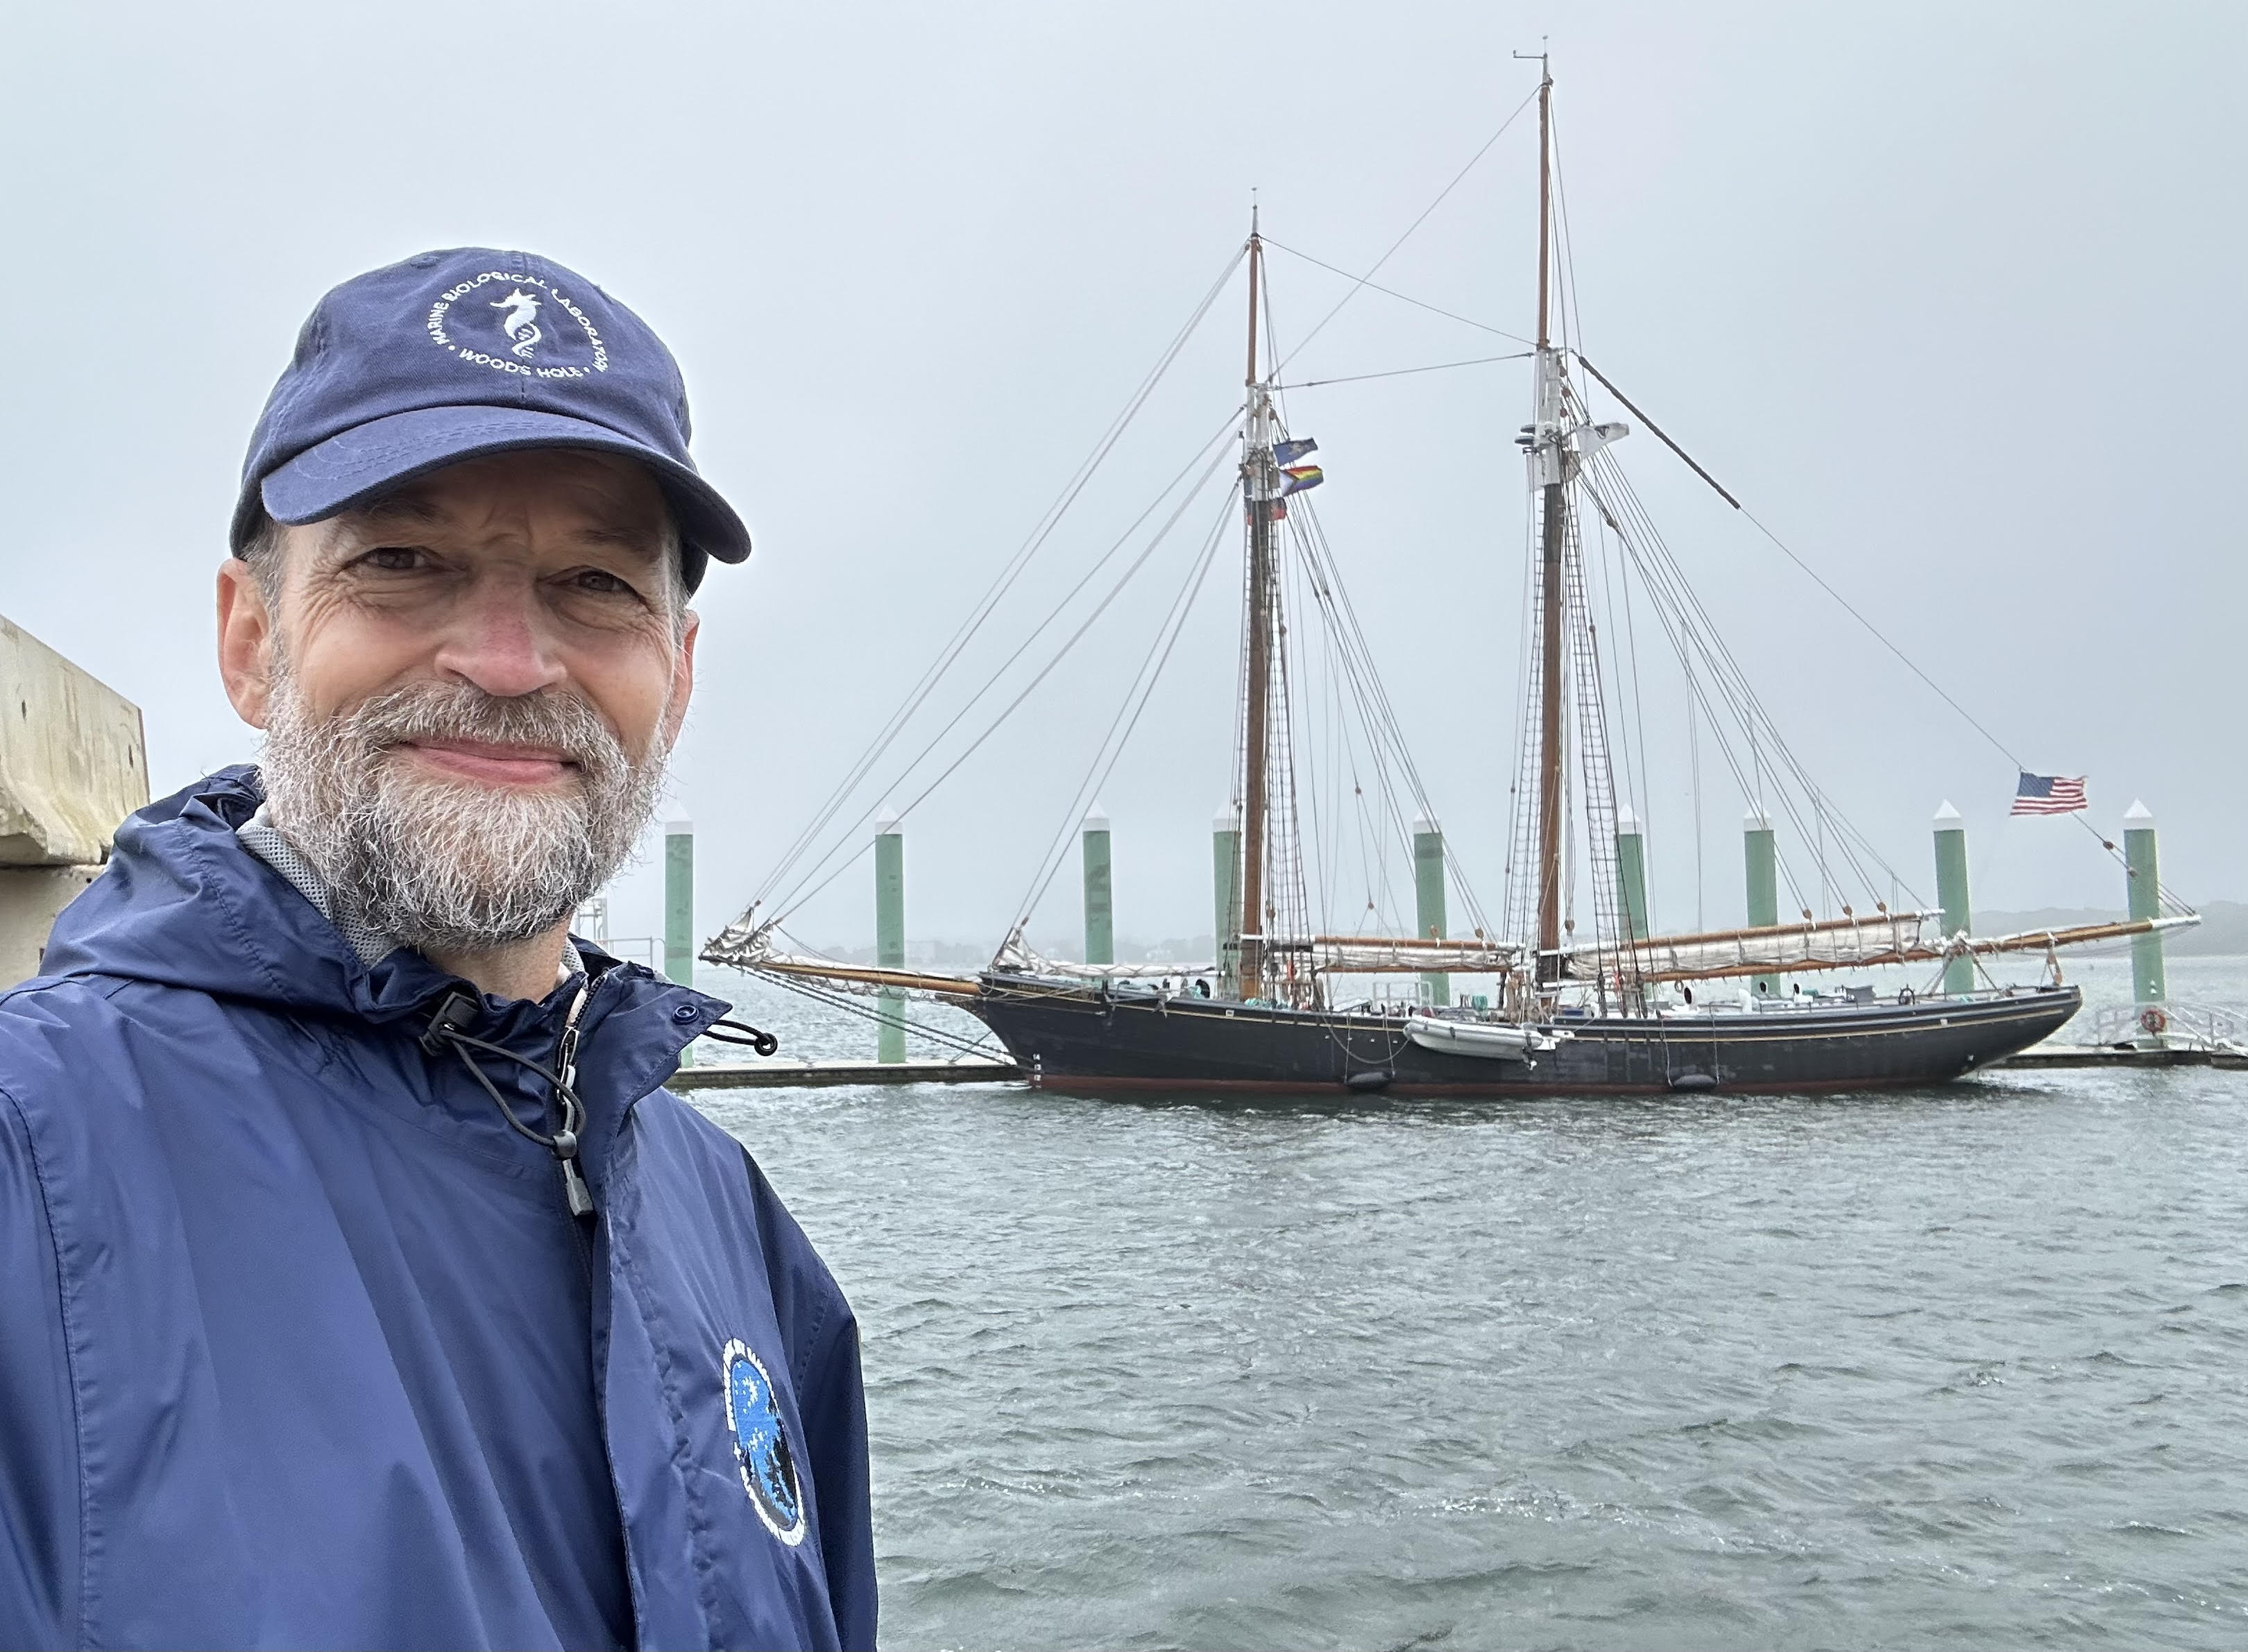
[335,684,627,775]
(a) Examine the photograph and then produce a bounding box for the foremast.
[1238,223,1276,998]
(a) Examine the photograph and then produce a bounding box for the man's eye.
[360,547,427,572]
[572,569,636,596]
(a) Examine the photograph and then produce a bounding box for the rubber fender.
[1669,1071,1719,1093]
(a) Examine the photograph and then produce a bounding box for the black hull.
[967,980,2083,1096]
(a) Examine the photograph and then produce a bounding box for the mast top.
[1531,55,1553,349]
[1245,210,1263,391]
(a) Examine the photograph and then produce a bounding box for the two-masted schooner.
[710,66,2188,1094]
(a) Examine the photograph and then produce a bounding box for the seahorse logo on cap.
[491,289,542,361]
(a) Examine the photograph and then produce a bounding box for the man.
[0,250,876,1649]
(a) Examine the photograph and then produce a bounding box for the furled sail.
[1563,911,1939,981]
[1309,935,1521,973]
[1562,911,2199,983]
[700,918,982,998]
[989,932,1211,980]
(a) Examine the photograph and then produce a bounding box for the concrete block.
[0,615,148,865]
[0,865,100,988]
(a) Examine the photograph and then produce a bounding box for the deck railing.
[2084,1002,2248,1053]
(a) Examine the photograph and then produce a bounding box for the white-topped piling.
[1616,806,1650,942]
[1212,804,1241,996]
[1412,812,1449,1008]
[1932,801,1971,995]
[1082,803,1113,966]
[1744,808,1778,997]
[874,806,905,1063]
[2124,801,2165,1043]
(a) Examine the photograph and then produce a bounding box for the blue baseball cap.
[232,248,749,590]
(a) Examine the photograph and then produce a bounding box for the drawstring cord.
[420,982,597,1218]
[418,989,784,1218]
[699,1017,781,1057]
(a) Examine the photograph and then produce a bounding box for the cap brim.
[253,405,751,588]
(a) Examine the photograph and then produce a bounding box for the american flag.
[2011,773,2088,815]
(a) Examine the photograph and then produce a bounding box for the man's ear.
[217,558,278,728]
[658,609,700,753]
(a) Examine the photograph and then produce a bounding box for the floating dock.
[1998,1044,2248,1071]
[672,1041,2242,1091]
[673,1057,1022,1089]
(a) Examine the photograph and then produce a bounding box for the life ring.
[2139,1005,2168,1035]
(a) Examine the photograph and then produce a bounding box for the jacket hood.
[41,765,721,1044]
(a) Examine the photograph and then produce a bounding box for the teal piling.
[1412,812,1449,1007]
[1615,806,1650,942]
[1213,805,1241,997]
[1082,804,1114,966]
[875,808,905,1063]
[2124,800,2165,1043]
[1932,801,1973,996]
[1744,808,1778,998]
[665,821,694,1068]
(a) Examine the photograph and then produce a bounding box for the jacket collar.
[40,767,729,1084]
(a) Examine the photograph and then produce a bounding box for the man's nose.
[429,573,569,699]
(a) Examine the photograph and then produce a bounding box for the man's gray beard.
[259,665,667,955]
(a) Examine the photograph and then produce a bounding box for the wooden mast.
[1238,222,1272,997]
[1531,62,1567,987]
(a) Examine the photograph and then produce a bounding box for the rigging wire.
[1499,438,1543,951]
[1012,484,1238,930]
[1263,239,1537,348]
[752,969,1000,1061]
[747,242,1247,916]
[762,407,1243,923]
[767,432,1243,928]
[1573,351,2192,914]
[1585,467,1658,932]
[1295,542,1338,937]
[1270,86,1542,374]
[1567,375,1907,905]
[1272,352,1532,391]
[1263,266,1319,982]
[1580,448,1911,910]
[1284,496,1497,944]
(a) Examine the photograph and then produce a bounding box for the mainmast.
[1238,222,1274,996]
[1529,61,1568,987]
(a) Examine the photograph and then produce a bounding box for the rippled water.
[692,959,2248,1650]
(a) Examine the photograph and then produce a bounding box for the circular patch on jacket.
[724,1339,806,1545]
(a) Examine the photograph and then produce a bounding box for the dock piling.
[1933,801,1972,995]
[1616,806,1650,942]
[1744,808,1778,997]
[1413,812,1449,1007]
[2124,801,2166,1044]
[1213,805,1241,997]
[875,808,905,1062]
[665,820,695,1067]
[1082,804,1114,966]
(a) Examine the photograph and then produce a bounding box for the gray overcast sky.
[3,2,2240,957]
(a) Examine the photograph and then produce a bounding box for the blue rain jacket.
[0,768,875,1651]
